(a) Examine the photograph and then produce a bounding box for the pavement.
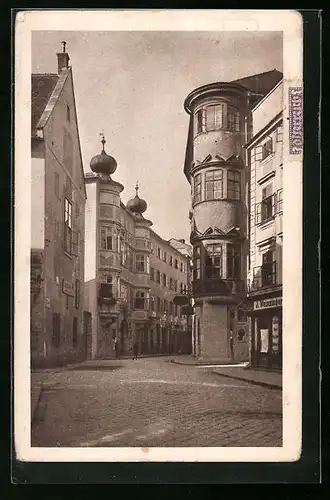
[31,356,282,448]
[171,355,282,389]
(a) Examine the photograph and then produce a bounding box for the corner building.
[84,139,192,359]
[183,71,282,362]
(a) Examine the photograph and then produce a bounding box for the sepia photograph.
[14,10,304,464]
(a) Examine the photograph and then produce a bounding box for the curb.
[170,359,244,367]
[212,370,282,390]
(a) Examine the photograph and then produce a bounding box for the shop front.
[249,294,282,370]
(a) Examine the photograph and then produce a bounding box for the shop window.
[205,244,222,279]
[205,169,223,200]
[262,137,273,160]
[227,170,240,200]
[227,244,241,279]
[193,173,202,205]
[64,198,72,254]
[193,246,201,280]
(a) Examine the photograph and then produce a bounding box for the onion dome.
[90,134,117,175]
[127,182,147,214]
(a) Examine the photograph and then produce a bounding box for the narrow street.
[32,357,282,448]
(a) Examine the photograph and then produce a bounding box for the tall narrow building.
[31,44,86,367]
[183,70,282,362]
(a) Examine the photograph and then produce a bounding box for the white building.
[245,79,283,370]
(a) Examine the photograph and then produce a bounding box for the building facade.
[246,80,283,371]
[182,70,282,362]
[31,45,86,367]
[84,139,192,359]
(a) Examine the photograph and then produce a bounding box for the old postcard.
[14,9,303,464]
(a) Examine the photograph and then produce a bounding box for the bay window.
[206,104,225,131]
[135,290,149,310]
[227,105,240,131]
[227,244,241,279]
[192,246,201,280]
[100,226,114,251]
[136,254,149,273]
[193,173,202,204]
[205,244,222,279]
[205,169,223,200]
[227,170,240,200]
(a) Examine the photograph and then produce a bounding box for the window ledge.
[256,217,275,230]
[257,170,276,185]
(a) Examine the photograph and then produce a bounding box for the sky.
[32,30,283,242]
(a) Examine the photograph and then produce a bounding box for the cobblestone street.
[32,357,282,448]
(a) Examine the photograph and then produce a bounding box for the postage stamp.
[288,87,304,155]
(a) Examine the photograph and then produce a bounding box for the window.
[206,104,225,131]
[64,198,72,254]
[136,254,149,273]
[193,246,201,280]
[157,297,161,313]
[75,203,80,219]
[205,169,223,200]
[55,172,59,198]
[174,259,178,269]
[169,255,173,266]
[157,247,161,258]
[237,309,247,322]
[277,188,283,214]
[180,262,183,272]
[180,282,183,293]
[150,267,155,281]
[75,279,80,309]
[156,270,161,284]
[150,295,155,311]
[261,185,274,223]
[227,170,240,200]
[174,279,178,292]
[99,275,113,297]
[120,282,128,303]
[227,244,241,279]
[135,290,149,310]
[100,226,114,251]
[169,278,173,290]
[261,250,276,286]
[262,138,273,160]
[195,108,205,135]
[193,173,202,204]
[227,105,240,131]
[205,244,222,279]
[163,251,167,262]
[162,273,167,287]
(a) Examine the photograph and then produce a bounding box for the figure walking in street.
[133,339,139,360]
[229,330,235,361]
[114,336,120,359]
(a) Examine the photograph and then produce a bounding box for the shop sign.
[254,297,282,310]
[62,279,74,296]
[272,316,279,352]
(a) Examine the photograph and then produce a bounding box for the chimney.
[57,41,70,74]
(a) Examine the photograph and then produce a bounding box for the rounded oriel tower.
[183,82,249,362]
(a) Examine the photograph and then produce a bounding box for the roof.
[231,69,283,96]
[31,74,58,135]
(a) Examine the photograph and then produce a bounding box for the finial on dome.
[135,181,139,196]
[127,182,147,215]
[100,132,106,151]
[90,133,117,175]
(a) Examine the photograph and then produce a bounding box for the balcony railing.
[192,279,245,297]
[249,262,280,291]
